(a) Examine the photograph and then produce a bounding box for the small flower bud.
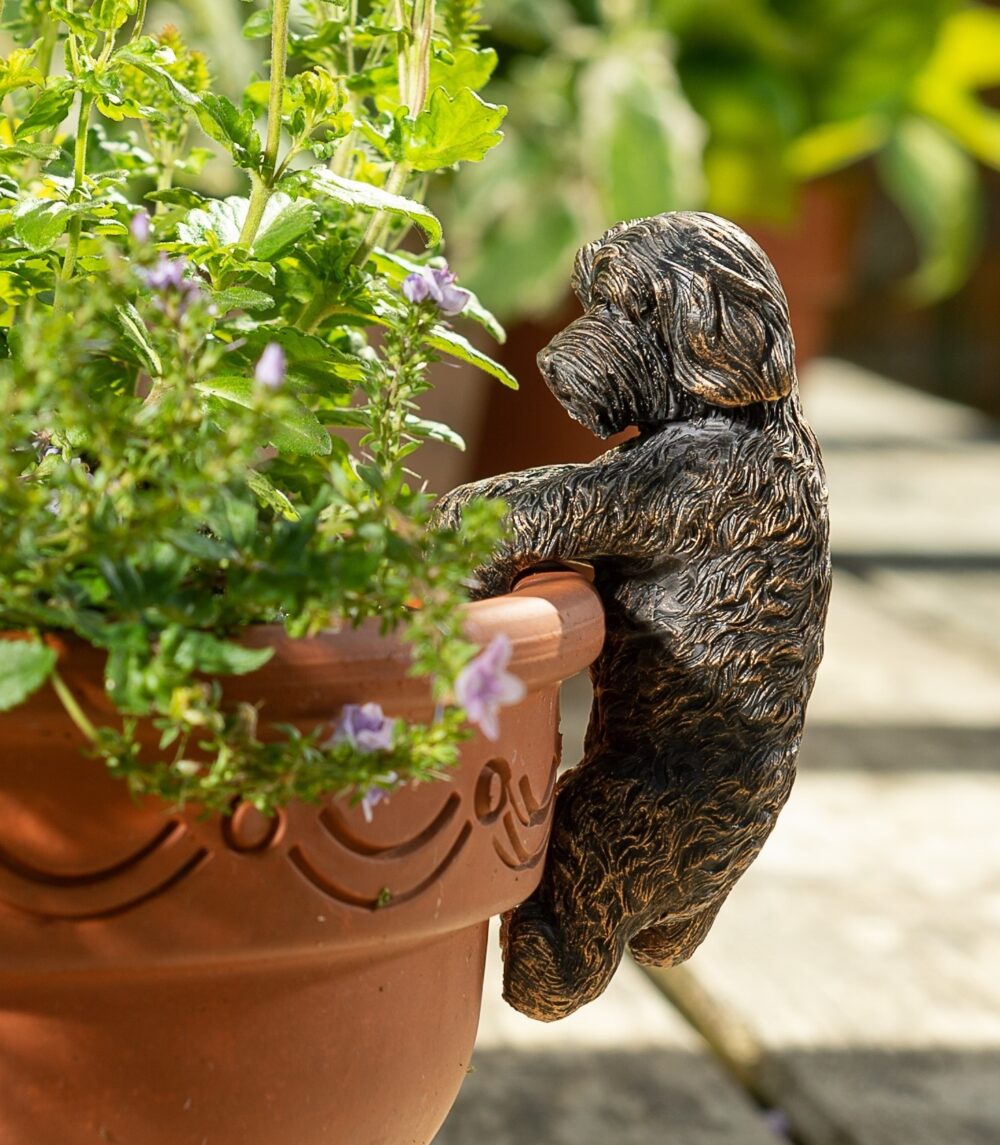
[254,342,286,389]
[130,210,151,243]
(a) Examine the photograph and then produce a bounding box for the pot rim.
[6,570,605,721]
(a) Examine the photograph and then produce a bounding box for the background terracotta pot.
[0,572,604,1145]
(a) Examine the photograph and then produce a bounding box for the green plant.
[442,0,1000,318]
[0,0,519,813]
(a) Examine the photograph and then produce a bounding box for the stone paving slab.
[647,767,1000,1145]
[433,926,786,1145]
[806,569,1000,728]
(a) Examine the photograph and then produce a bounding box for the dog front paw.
[500,899,620,1021]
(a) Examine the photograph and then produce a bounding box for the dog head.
[537,212,797,437]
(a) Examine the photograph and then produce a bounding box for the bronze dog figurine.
[435,212,831,1021]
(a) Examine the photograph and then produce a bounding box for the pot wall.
[0,573,604,1145]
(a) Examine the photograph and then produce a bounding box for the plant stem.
[408,0,434,117]
[51,668,99,743]
[131,0,148,40]
[350,161,411,267]
[36,15,58,77]
[238,0,292,248]
[56,88,94,298]
[328,0,362,177]
[348,0,434,265]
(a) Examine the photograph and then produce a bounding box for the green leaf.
[578,35,704,221]
[424,326,518,388]
[321,406,369,428]
[15,81,76,140]
[0,142,61,167]
[246,468,299,520]
[878,117,982,302]
[356,462,384,492]
[404,87,507,171]
[300,168,442,245]
[119,51,261,169]
[404,414,465,450]
[373,46,498,113]
[197,375,333,455]
[177,197,246,247]
[115,301,162,375]
[241,327,364,387]
[13,199,75,251]
[0,47,45,100]
[0,638,57,711]
[211,286,276,313]
[252,194,321,261]
[242,8,273,38]
[172,631,274,676]
[196,93,261,168]
[787,115,890,180]
[93,0,137,32]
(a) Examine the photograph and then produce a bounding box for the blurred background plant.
[440,0,1000,318]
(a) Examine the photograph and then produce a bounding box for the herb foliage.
[0,0,512,812]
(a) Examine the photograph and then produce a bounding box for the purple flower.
[130,210,151,243]
[455,634,525,741]
[254,342,286,388]
[141,253,203,313]
[401,265,470,316]
[328,702,396,753]
[402,272,432,305]
[360,771,399,823]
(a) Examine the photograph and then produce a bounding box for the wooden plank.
[862,568,1000,666]
[807,571,1000,728]
[800,359,995,444]
[433,925,787,1145]
[818,443,1000,560]
[800,359,1000,560]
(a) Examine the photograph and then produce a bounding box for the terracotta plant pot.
[0,572,603,1145]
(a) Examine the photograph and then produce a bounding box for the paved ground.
[433,359,1000,1145]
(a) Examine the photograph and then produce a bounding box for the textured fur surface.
[434,212,831,1021]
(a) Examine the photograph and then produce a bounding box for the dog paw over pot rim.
[0,572,603,1145]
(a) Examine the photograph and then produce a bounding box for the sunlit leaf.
[424,326,517,388]
[878,116,982,301]
[0,638,56,711]
[15,80,76,139]
[404,88,507,171]
[300,167,442,245]
[197,375,333,455]
[404,415,465,450]
[252,194,321,261]
[787,114,890,179]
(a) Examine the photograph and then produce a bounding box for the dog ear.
[571,219,639,306]
[654,214,796,408]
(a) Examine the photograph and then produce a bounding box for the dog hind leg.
[499,759,656,1021]
[627,896,726,967]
